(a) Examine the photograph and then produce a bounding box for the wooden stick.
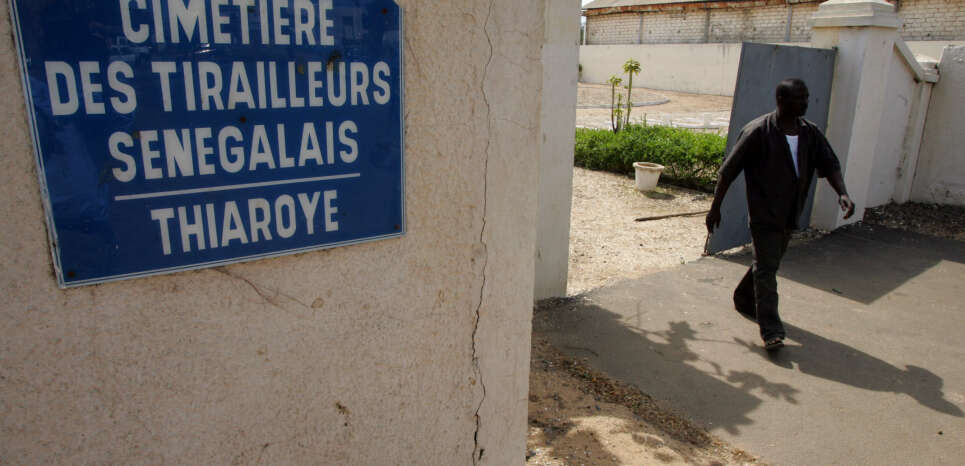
[634,210,709,222]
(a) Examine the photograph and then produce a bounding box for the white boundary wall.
[580,41,963,97]
[912,46,965,206]
[580,43,744,96]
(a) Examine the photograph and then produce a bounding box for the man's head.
[776,78,809,118]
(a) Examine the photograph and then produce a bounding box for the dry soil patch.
[527,332,761,466]
[864,202,965,240]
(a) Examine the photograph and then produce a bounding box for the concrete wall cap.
[915,55,939,68]
[894,38,940,83]
[811,0,900,29]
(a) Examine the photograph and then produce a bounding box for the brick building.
[584,0,965,44]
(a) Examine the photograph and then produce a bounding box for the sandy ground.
[526,336,759,466]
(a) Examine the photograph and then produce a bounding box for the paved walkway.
[576,83,732,132]
[535,225,965,465]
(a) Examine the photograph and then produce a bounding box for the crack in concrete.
[472,1,496,464]
[214,268,313,312]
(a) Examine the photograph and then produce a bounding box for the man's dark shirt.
[718,111,842,229]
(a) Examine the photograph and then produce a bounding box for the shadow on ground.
[536,299,961,437]
[537,301,772,436]
[721,224,965,304]
[738,322,963,417]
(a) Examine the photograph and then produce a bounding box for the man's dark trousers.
[733,225,792,341]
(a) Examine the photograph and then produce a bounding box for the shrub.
[574,124,726,191]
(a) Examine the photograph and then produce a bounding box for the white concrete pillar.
[809,0,900,230]
[535,0,580,300]
[910,46,965,206]
[893,57,936,204]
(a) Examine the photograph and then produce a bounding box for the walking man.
[705,78,855,351]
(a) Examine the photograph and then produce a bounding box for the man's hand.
[705,207,722,233]
[839,194,855,219]
[828,172,855,219]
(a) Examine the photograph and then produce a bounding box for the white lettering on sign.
[118,0,335,46]
[151,60,391,113]
[108,121,358,182]
[168,0,209,43]
[44,59,391,116]
[149,191,338,255]
[45,62,79,116]
[45,61,139,116]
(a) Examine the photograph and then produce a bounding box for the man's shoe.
[764,337,784,351]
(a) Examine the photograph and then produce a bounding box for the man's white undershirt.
[786,134,800,177]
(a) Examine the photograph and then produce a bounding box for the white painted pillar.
[893,66,935,204]
[809,0,900,230]
[535,0,580,299]
[889,44,939,204]
[910,46,965,206]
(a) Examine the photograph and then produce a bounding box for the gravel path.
[568,167,713,295]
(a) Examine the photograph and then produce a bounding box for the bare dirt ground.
[864,202,965,240]
[526,335,759,466]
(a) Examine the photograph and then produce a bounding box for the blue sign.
[10,0,405,287]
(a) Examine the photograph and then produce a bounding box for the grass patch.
[575,125,726,191]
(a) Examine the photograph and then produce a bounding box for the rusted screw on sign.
[326,51,342,71]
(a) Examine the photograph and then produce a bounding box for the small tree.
[622,58,641,127]
[614,95,625,133]
[608,75,623,133]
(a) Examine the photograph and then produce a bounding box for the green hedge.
[574,125,726,191]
